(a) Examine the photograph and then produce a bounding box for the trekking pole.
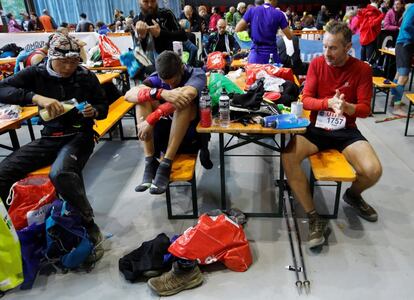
[288,191,311,293]
[282,194,302,292]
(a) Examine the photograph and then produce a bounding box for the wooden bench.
[28,96,135,176]
[309,149,356,219]
[372,76,398,114]
[405,93,414,136]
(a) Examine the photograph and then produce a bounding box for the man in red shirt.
[282,21,382,250]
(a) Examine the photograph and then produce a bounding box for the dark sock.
[307,209,319,220]
[173,260,197,274]
[135,156,159,192]
[200,148,213,169]
[150,158,172,194]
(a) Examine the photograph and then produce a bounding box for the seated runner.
[125,50,207,194]
[282,21,383,249]
[0,32,108,262]
[206,19,241,55]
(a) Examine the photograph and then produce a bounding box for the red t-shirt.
[302,55,372,128]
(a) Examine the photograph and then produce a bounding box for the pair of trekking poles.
[282,188,310,294]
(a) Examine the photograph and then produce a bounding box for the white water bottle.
[39,98,79,121]
[219,90,230,128]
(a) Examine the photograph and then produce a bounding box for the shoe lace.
[310,218,326,232]
[159,271,186,291]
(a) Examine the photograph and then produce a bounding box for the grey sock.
[135,156,159,192]
[150,158,172,194]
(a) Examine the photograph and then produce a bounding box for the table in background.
[96,72,121,85]
[0,106,37,151]
[86,65,130,92]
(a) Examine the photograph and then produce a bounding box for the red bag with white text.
[245,63,295,86]
[7,176,56,230]
[206,51,226,71]
[98,35,121,67]
[168,214,252,272]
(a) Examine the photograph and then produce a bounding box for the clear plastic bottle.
[39,98,79,121]
[268,53,274,64]
[219,90,230,128]
[199,88,212,127]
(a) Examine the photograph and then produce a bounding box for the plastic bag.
[7,176,56,230]
[0,104,21,124]
[168,214,253,272]
[120,50,141,78]
[98,35,121,67]
[0,201,24,292]
[16,223,46,290]
[208,73,244,107]
[245,64,295,86]
[206,51,226,71]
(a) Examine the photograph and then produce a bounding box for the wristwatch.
[150,88,158,99]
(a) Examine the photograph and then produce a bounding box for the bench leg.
[166,184,173,219]
[405,101,413,136]
[332,181,341,219]
[384,89,389,114]
[118,120,125,140]
[371,87,377,114]
[191,170,198,218]
[165,178,198,220]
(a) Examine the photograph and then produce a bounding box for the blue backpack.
[45,199,93,270]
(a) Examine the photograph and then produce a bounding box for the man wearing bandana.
[0,32,108,263]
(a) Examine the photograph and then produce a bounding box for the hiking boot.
[85,222,104,263]
[147,264,203,296]
[343,189,378,222]
[308,217,329,249]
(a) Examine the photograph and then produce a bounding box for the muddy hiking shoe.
[85,222,104,264]
[147,263,203,296]
[343,189,378,222]
[308,216,329,249]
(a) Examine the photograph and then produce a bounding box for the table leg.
[9,130,20,150]
[278,134,286,215]
[27,118,35,141]
[219,133,226,210]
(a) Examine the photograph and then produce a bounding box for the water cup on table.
[291,101,303,118]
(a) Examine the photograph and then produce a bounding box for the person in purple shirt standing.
[235,0,292,64]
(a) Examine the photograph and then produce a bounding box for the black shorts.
[396,42,414,70]
[153,117,200,158]
[301,125,367,152]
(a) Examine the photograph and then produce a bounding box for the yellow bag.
[0,200,24,292]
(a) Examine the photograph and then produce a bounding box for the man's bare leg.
[282,135,319,213]
[342,141,382,221]
[135,102,159,192]
[282,135,329,249]
[150,103,196,194]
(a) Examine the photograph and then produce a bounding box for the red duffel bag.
[245,63,295,86]
[168,214,253,272]
[7,176,56,230]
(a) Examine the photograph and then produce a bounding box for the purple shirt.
[243,4,288,47]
